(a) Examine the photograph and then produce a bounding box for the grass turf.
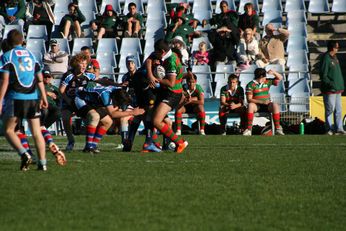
[0,135,345,230]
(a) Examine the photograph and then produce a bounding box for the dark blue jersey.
[76,86,121,107]
[60,71,96,99]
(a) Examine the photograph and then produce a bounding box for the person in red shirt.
[80,46,100,77]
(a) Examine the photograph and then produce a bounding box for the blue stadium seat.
[78,0,98,12]
[80,11,96,29]
[193,10,212,24]
[54,0,72,13]
[289,64,309,74]
[215,0,236,13]
[146,11,167,28]
[286,36,308,53]
[192,65,212,80]
[269,80,285,95]
[31,50,43,63]
[289,92,310,113]
[238,0,259,14]
[287,50,309,67]
[332,0,346,13]
[54,11,66,25]
[192,0,212,13]
[123,0,144,15]
[97,38,118,55]
[262,0,283,12]
[147,0,167,14]
[191,37,213,54]
[288,22,308,37]
[120,38,142,55]
[27,25,48,40]
[262,10,282,27]
[144,26,165,40]
[287,72,310,81]
[308,0,329,13]
[265,64,286,80]
[214,78,228,98]
[197,77,214,98]
[239,65,258,89]
[26,39,46,55]
[215,64,235,82]
[72,38,93,55]
[285,0,306,12]
[3,24,23,39]
[288,78,310,96]
[100,0,122,14]
[96,52,117,68]
[51,38,71,54]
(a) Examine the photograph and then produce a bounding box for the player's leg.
[268,102,284,135]
[84,109,100,152]
[93,114,113,152]
[28,118,47,170]
[243,103,258,136]
[175,106,185,135]
[195,105,206,135]
[219,106,229,135]
[61,108,75,151]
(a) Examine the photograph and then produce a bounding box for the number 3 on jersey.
[19,57,33,72]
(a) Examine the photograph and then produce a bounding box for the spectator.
[208,23,240,68]
[175,72,206,136]
[25,0,55,39]
[202,0,238,29]
[41,70,61,129]
[43,39,69,75]
[0,0,25,33]
[256,23,289,68]
[238,3,260,38]
[95,4,120,40]
[59,2,85,40]
[219,74,246,135]
[193,41,209,65]
[238,28,259,67]
[80,46,100,78]
[165,13,194,47]
[243,68,284,136]
[171,36,189,66]
[123,2,143,38]
[319,41,346,135]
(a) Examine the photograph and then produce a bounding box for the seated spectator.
[165,13,194,47]
[243,68,284,136]
[202,0,238,29]
[219,74,246,135]
[95,4,120,40]
[81,46,100,78]
[238,3,260,39]
[0,0,25,33]
[175,72,206,135]
[193,41,209,65]
[208,23,240,68]
[171,36,189,66]
[238,28,259,67]
[25,0,55,39]
[123,2,143,38]
[43,39,69,75]
[59,2,85,40]
[256,23,289,68]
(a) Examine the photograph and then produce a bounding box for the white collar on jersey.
[161,49,172,61]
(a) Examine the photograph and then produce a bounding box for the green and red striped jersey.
[245,79,278,101]
[220,85,244,104]
[183,83,204,99]
[162,51,184,93]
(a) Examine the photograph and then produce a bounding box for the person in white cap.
[171,35,189,66]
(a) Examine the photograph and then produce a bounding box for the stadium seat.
[192,65,212,80]
[193,10,213,24]
[197,77,213,98]
[27,25,48,40]
[123,0,144,15]
[117,65,129,83]
[146,11,167,28]
[54,0,72,13]
[78,0,98,12]
[26,39,46,55]
[54,11,67,26]
[215,0,236,13]
[215,64,235,82]
[262,0,283,12]
[239,65,257,89]
[214,78,228,98]
[31,50,43,63]
[120,38,142,55]
[308,0,330,13]
[285,0,306,12]
[97,38,118,55]
[170,0,188,3]
[100,64,116,81]
[289,64,309,74]
[289,92,310,113]
[3,24,23,39]
[288,78,310,96]
[192,0,212,13]
[332,0,346,13]
[287,72,310,81]
[262,10,282,27]
[286,36,308,53]
[72,38,93,55]
[286,10,307,26]
[191,37,213,53]
[96,52,117,68]
[52,38,71,54]
[269,79,285,95]
[287,50,309,67]
[143,39,155,59]
[80,11,96,29]
[238,0,259,14]
[270,93,287,112]
[146,0,167,14]
[288,22,308,37]
[100,0,122,14]
[144,26,165,40]
[265,64,286,80]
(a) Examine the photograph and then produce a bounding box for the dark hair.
[1,39,12,53]
[220,0,228,6]
[111,89,131,107]
[7,29,23,47]
[327,40,338,52]
[254,68,266,79]
[244,2,253,10]
[186,71,197,81]
[68,3,75,9]
[228,73,238,82]
[81,46,91,51]
[154,39,170,52]
[128,2,137,9]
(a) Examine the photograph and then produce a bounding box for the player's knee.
[248,103,256,112]
[87,110,100,126]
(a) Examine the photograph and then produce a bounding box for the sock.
[17,132,33,155]
[240,111,247,130]
[39,159,47,166]
[18,147,28,157]
[247,113,254,130]
[273,113,281,129]
[198,112,206,131]
[86,125,96,147]
[158,123,183,145]
[93,126,107,147]
[143,120,153,144]
[41,128,53,146]
[120,124,129,143]
[152,128,160,147]
[219,111,227,131]
[127,117,141,143]
[175,112,183,131]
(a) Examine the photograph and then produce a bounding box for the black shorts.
[2,99,41,119]
[158,90,182,110]
[184,104,197,114]
[77,105,109,119]
[257,104,269,113]
[136,88,157,108]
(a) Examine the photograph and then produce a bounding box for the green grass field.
[0,135,345,231]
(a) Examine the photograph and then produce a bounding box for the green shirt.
[246,79,275,101]
[45,83,60,106]
[220,85,244,104]
[319,53,345,93]
[123,12,144,27]
[209,10,239,28]
[183,83,204,99]
[162,51,184,93]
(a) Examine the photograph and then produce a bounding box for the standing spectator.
[193,41,209,65]
[59,2,85,40]
[95,4,120,40]
[43,39,69,75]
[123,2,143,38]
[202,0,238,29]
[171,36,189,66]
[238,28,259,67]
[256,23,289,68]
[320,41,346,135]
[81,46,100,78]
[0,0,25,34]
[219,74,246,135]
[165,13,194,47]
[243,68,284,136]
[175,72,206,135]
[238,3,260,38]
[25,0,55,39]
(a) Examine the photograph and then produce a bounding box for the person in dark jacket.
[59,2,85,39]
[238,3,260,38]
[202,0,238,29]
[0,0,25,33]
[319,41,346,135]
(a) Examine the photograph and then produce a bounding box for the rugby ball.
[153,65,166,79]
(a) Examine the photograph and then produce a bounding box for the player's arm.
[94,77,122,87]
[159,73,176,88]
[59,84,73,105]
[247,93,269,105]
[106,105,144,118]
[145,57,159,88]
[189,93,204,106]
[36,72,48,109]
[267,69,283,85]
[0,72,9,114]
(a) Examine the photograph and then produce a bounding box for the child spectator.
[238,28,259,67]
[59,2,85,40]
[193,41,209,65]
[123,2,143,38]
